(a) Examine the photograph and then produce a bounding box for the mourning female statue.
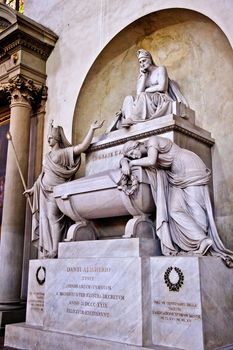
[111,49,188,129]
[24,120,104,258]
[120,136,233,267]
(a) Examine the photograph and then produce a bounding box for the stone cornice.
[0,27,57,60]
[0,4,58,61]
[88,124,215,153]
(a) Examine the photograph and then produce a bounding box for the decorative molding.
[0,17,11,31]
[0,31,54,60]
[88,124,215,153]
[37,85,48,114]
[0,75,45,107]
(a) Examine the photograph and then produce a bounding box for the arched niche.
[72,8,233,247]
[73,8,232,140]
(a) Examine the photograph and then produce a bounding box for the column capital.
[0,75,46,108]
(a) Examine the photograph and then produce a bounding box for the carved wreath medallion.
[36,266,46,285]
[164,266,184,292]
[117,173,139,196]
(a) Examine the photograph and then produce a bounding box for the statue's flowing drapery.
[120,136,233,267]
[31,147,81,255]
[133,139,233,266]
[120,78,188,124]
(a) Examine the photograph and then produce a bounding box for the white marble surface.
[151,257,203,350]
[85,115,213,176]
[24,0,233,144]
[54,167,155,223]
[150,256,233,350]
[26,260,48,327]
[58,238,161,259]
[199,257,233,349]
[24,0,233,250]
[5,322,182,350]
[43,257,145,346]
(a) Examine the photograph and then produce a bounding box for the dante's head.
[136,49,155,71]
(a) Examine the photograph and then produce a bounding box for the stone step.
[5,323,181,350]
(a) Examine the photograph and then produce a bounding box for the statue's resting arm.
[130,145,158,168]
[145,66,168,93]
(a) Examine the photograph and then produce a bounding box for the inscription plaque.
[151,257,203,350]
[43,257,144,346]
[26,260,48,327]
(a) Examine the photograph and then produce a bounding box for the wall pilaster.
[0,75,41,303]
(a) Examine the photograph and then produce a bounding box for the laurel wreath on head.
[164,266,184,292]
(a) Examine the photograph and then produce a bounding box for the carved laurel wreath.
[117,174,139,196]
[36,266,46,286]
[164,266,184,292]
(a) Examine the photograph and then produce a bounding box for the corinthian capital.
[0,75,43,106]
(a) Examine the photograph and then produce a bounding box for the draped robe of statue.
[132,137,233,266]
[32,147,81,255]
[119,73,188,127]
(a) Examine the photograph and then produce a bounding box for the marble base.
[58,238,161,259]
[25,260,47,327]
[150,257,233,350]
[4,323,180,350]
[5,241,233,350]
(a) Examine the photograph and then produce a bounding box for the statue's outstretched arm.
[73,120,104,156]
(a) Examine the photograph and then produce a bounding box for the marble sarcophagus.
[54,167,157,240]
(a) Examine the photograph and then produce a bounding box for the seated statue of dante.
[120,136,233,267]
[111,49,188,129]
[24,120,103,258]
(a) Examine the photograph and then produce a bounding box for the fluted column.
[0,76,40,304]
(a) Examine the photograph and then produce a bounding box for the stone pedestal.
[4,240,233,350]
[150,257,233,350]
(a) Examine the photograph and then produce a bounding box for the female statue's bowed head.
[113,49,188,129]
[24,120,104,258]
[121,136,233,267]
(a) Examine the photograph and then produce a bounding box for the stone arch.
[72,7,232,146]
[0,3,18,26]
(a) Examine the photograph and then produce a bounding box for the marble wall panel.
[151,257,203,350]
[58,238,159,259]
[43,257,145,346]
[26,260,48,327]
